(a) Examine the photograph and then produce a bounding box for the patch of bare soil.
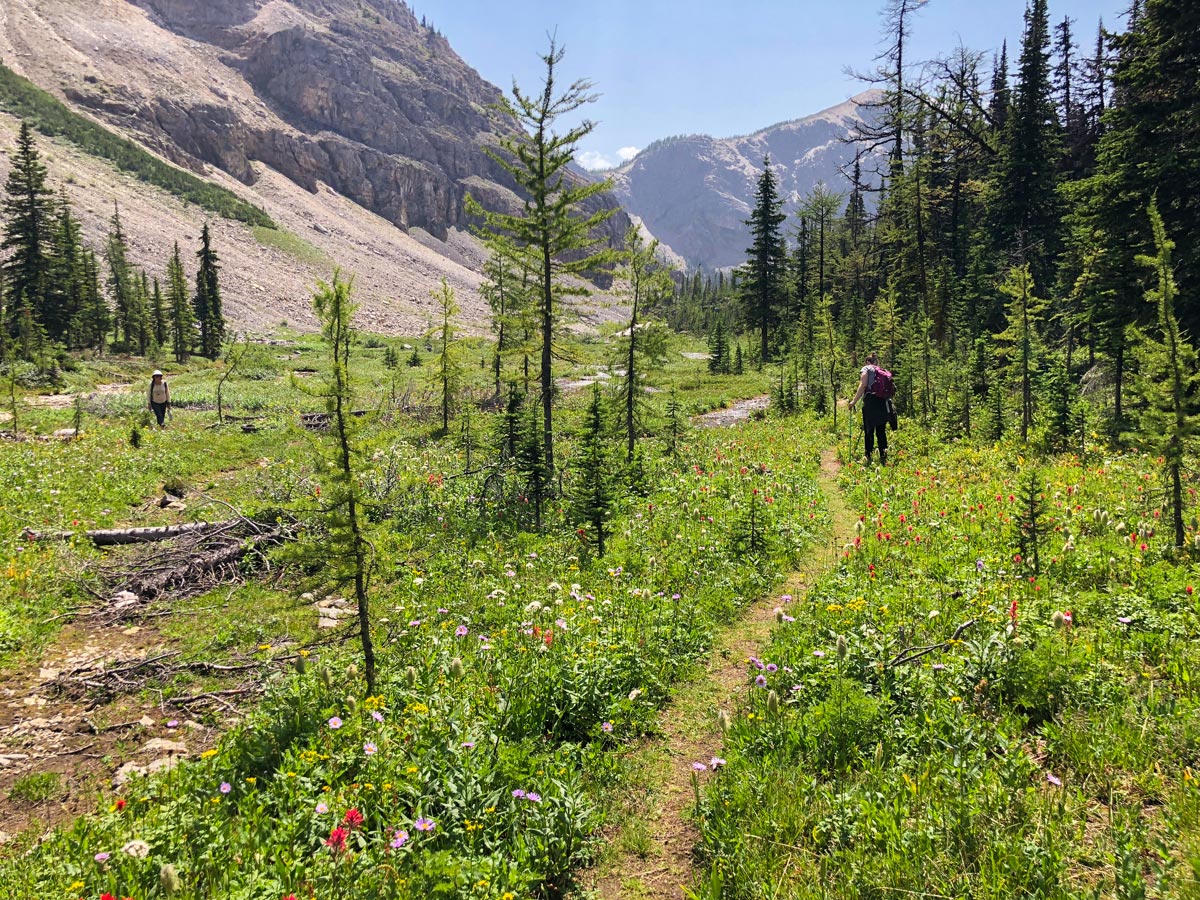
[0,622,219,840]
[582,448,856,900]
[26,383,132,409]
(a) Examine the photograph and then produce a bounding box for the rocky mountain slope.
[0,0,627,333]
[609,92,880,270]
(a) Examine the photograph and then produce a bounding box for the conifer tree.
[166,243,193,363]
[194,223,224,360]
[150,277,166,349]
[303,271,377,693]
[1,122,53,345]
[46,193,85,346]
[516,399,548,531]
[992,0,1063,289]
[105,205,138,351]
[618,226,672,462]
[468,38,617,483]
[707,320,730,375]
[989,41,1012,136]
[77,249,108,354]
[426,278,463,434]
[994,264,1049,442]
[1126,202,1198,549]
[572,385,613,556]
[740,158,787,364]
[1093,0,1200,338]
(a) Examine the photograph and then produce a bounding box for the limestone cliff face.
[28,0,625,242]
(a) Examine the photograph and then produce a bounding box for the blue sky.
[414,0,1128,169]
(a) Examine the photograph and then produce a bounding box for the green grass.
[8,772,61,804]
[251,225,329,266]
[0,63,274,229]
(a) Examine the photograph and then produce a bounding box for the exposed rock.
[610,92,882,268]
[140,738,189,755]
[113,761,148,787]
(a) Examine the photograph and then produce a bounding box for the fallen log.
[25,521,232,546]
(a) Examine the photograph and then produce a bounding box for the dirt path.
[582,447,857,899]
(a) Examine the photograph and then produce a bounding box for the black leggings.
[864,418,887,457]
[151,401,167,426]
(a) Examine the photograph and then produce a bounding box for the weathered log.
[25,521,232,546]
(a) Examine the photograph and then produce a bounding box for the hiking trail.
[582,444,858,899]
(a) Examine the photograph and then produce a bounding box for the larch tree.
[1126,201,1199,549]
[468,38,618,483]
[618,226,672,462]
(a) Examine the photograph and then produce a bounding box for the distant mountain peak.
[610,93,880,269]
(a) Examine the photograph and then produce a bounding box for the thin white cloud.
[578,150,616,171]
[616,146,640,162]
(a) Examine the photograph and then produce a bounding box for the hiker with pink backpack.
[848,352,896,466]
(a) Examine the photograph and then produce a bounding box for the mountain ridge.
[609,90,881,269]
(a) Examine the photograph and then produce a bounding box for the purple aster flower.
[461,741,475,749]
[1117,616,1132,624]
[601,721,613,733]
[754,674,767,687]
[791,684,802,692]
[1047,773,1062,787]
[932,663,946,671]
[710,757,726,770]
[372,710,384,723]
[166,719,179,728]
[672,593,681,600]
[438,607,449,614]
[364,742,378,756]
[780,594,793,603]
[526,792,542,802]
[316,802,329,814]
[391,829,409,849]
[692,762,708,772]
[408,619,422,627]
[512,789,526,799]
[414,817,436,832]
[219,782,231,794]
[812,650,825,658]
[976,558,985,572]
[94,852,110,863]
[766,663,778,673]
[328,716,343,729]
[455,624,469,637]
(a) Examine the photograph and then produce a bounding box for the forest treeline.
[666,0,1198,451]
[0,123,227,377]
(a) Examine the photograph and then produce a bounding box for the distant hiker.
[848,352,895,466]
[148,370,171,427]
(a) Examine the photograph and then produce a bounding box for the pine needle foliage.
[1126,201,1199,549]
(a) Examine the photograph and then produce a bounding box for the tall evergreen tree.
[77,249,108,354]
[572,385,614,556]
[1,122,53,345]
[468,38,617,482]
[740,158,787,364]
[166,242,193,363]
[46,193,85,346]
[1093,0,1200,338]
[992,0,1064,289]
[989,41,1012,136]
[426,278,463,434]
[149,277,166,349]
[194,223,224,359]
[105,205,139,351]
